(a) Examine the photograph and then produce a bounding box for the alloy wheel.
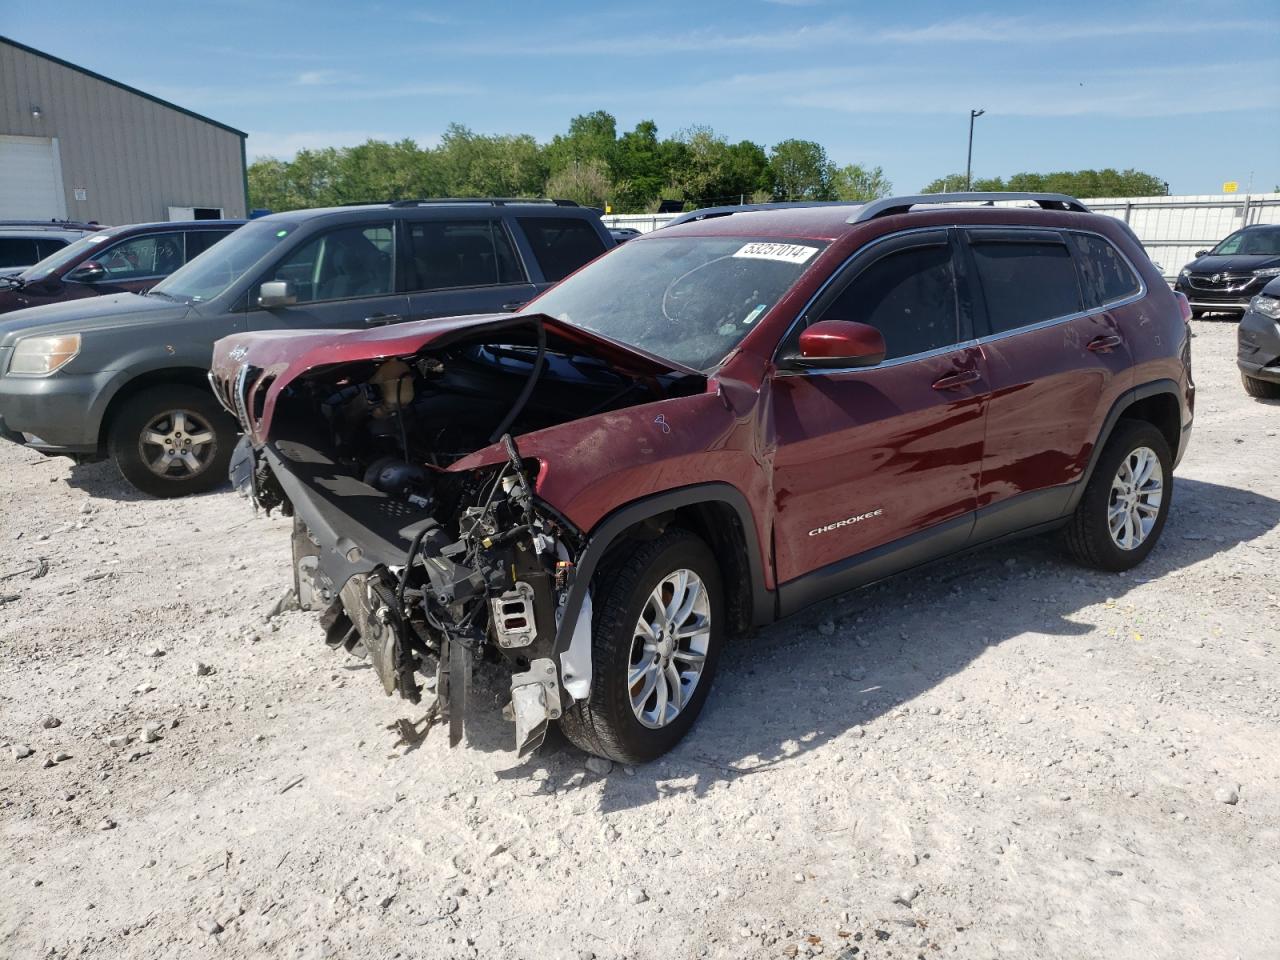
[1108,446,1163,550]
[628,568,711,729]
[137,409,218,478]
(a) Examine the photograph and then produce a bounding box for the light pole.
[966,108,985,191]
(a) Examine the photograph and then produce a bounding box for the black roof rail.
[383,197,579,208]
[848,192,1090,223]
[664,200,863,229]
[0,218,102,231]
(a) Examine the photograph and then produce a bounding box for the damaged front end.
[214,314,701,756]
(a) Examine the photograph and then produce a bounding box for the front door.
[962,228,1135,539]
[769,230,988,611]
[248,221,409,332]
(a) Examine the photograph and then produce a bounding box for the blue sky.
[5,0,1278,195]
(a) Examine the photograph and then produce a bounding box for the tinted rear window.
[970,237,1082,334]
[185,229,235,261]
[0,237,40,268]
[517,217,606,282]
[407,219,524,291]
[1069,233,1140,308]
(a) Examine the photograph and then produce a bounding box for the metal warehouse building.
[0,36,246,225]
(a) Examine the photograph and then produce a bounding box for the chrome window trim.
[773,224,1150,377]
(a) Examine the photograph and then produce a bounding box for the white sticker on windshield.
[742,304,767,325]
[87,235,108,243]
[732,242,819,264]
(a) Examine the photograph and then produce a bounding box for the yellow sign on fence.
[1223,181,1239,194]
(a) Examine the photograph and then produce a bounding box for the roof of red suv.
[651,193,1098,242]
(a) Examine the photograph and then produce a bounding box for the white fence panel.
[603,194,1280,279]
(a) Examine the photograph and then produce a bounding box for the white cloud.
[294,70,345,86]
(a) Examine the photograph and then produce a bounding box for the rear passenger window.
[970,238,1082,334]
[818,243,960,360]
[517,217,606,282]
[407,220,524,291]
[1068,233,1141,308]
[185,230,234,261]
[36,238,70,261]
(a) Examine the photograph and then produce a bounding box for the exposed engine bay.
[229,317,702,756]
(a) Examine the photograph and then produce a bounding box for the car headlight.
[1179,268,1191,278]
[1249,295,1280,320]
[8,334,81,375]
[1252,266,1280,278]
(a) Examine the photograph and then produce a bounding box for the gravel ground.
[2,319,1278,960]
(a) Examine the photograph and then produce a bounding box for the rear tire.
[1063,420,1172,572]
[559,529,724,764]
[1242,372,1280,399]
[108,385,237,498]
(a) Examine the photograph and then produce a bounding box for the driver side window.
[815,243,960,361]
[265,223,395,304]
[96,233,186,281]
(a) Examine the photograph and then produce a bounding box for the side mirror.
[258,280,296,308]
[1195,250,1209,258]
[785,319,886,370]
[68,261,107,283]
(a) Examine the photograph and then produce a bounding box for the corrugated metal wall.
[603,194,1280,279]
[0,39,246,225]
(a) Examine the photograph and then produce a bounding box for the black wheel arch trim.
[550,482,773,659]
[1066,378,1184,514]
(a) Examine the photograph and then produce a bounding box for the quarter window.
[406,220,524,291]
[264,223,395,303]
[816,243,960,360]
[95,233,186,281]
[0,238,41,269]
[1068,233,1141,308]
[970,238,1082,334]
[517,217,607,282]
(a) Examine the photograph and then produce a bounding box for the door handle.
[364,313,401,326]
[932,369,981,391]
[501,300,527,313]
[1087,335,1123,353]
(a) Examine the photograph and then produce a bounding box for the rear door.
[964,227,1135,538]
[247,220,409,331]
[403,216,537,320]
[769,229,988,605]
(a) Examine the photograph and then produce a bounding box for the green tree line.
[247,110,1169,214]
[247,111,892,213]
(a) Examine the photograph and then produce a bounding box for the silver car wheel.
[628,568,711,729]
[138,409,218,479]
[1108,446,1163,550]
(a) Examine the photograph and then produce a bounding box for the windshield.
[1210,227,1280,257]
[16,232,113,282]
[150,219,297,303]
[525,236,827,370]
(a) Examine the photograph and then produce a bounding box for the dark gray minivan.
[0,199,613,497]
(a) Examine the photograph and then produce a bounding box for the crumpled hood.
[0,292,190,349]
[212,312,703,444]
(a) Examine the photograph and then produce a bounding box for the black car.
[1174,224,1280,317]
[1238,276,1280,398]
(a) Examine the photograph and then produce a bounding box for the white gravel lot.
[1,319,1278,960]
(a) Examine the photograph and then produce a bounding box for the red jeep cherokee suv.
[212,193,1194,763]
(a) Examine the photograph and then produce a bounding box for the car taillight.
[1173,291,1193,324]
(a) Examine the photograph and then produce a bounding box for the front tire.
[1063,420,1173,572]
[107,385,237,498]
[1242,372,1280,400]
[559,529,724,764]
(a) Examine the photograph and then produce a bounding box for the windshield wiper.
[146,289,182,302]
